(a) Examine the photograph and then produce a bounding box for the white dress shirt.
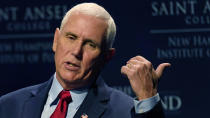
[41,74,88,118]
[41,73,160,118]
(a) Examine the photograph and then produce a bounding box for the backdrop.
[0,0,209,117]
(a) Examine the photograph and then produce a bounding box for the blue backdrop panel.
[0,0,209,118]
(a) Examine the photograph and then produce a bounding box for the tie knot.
[59,90,72,103]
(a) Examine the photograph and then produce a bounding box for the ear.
[104,48,115,62]
[52,28,60,52]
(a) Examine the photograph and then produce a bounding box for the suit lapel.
[22,78,53,118]
[73,77,110,118]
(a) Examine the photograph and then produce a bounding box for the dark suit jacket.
[0,76,164,118]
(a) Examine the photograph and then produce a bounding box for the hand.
[121,56,170,100]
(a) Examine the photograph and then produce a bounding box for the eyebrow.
[64,32,101,47]
[85,39,98,45]
[65,32,78,38]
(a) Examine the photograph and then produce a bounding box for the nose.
[72,40,83,60]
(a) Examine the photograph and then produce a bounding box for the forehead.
[61,13,108,42]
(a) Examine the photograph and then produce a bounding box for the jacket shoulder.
[0,80,51,118]
[0,81,48,104]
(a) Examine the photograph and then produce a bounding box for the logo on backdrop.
[0,5,67,32]
[150,0,210,59]
[0,5,69,64]
[161,93,182,113]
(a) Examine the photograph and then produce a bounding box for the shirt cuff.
[134,93,160,114]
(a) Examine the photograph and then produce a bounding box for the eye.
[87,42,97,48]
[68,36,76,40]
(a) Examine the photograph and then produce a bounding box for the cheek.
[54,52,62,69]
[57,40,71,55]
[55,43,68,65]
[83,51,101,68]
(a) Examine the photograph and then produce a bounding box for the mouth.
[67,61,79,66]
[65,61,80,71]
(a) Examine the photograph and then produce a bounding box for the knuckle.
[147,61,152,67]
[136,65,142,70]
[143,63,147,67]
[136,55,141,58]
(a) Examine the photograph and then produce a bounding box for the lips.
[64,61,80,71]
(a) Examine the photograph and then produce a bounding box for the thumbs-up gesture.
[121,56,170,100]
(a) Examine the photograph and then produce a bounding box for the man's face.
[53,13,108,89]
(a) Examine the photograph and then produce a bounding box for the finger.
[127,59,140,65]
[131,56,153,67]
[155,63,171,79]
[121,65,133,77]
[128,57,152,67]
[131,55,149,62]
[126,62,144,71]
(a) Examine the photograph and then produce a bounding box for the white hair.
[60,3,116,49]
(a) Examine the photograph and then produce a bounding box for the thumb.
[155,63,171,79]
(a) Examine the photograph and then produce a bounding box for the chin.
[61,73,81,82]
[57,69,94,88]
[62,77,90,89]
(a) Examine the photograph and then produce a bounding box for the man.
[0,3,170,118]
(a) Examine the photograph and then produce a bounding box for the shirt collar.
[49,73,63,102]
[48,73,88,106]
